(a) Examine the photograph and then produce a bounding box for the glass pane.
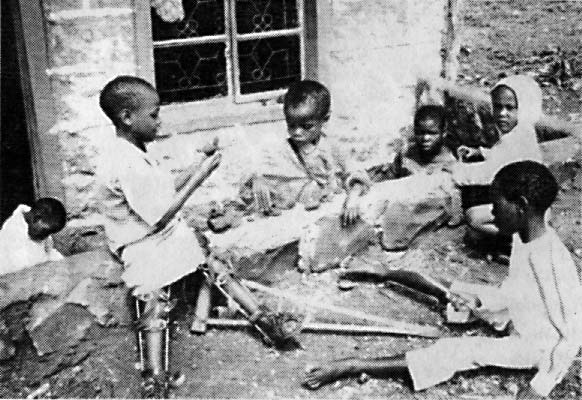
[152,0,225,40]
[154,43,228,103]
[236,0,299,34]
[238,36,301,94]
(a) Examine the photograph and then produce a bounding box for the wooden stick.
[206,318,440,337]
[241,280,441,338]
[421,76,582,142]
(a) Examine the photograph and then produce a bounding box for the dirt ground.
[1,1,582,398]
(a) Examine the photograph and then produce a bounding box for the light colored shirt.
[96,137,176,252]
[247,132,370,206]
[452,75,544,186]
[452,227,582,396]
[0,204,63,275]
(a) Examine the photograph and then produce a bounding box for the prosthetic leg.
[135,289,180,398]
[192,254,301,349]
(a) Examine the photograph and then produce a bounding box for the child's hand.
[341,192,361,227]
[252,176,273,215]
[448,290,481,311]
[456,145,481,162]
[516,384,546,399]
[200,152,222,177]
[200,137,220,157]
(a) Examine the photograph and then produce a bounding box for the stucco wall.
[37,0,453,230]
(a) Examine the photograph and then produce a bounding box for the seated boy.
[240,80,370,227]
[364,105,461,251]
[0,198,66,275]
[368,105,456,181]
[304,161,582,399]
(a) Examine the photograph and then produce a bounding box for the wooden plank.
[241,280,442,338]
[134,0,156,83]
[13,0,64,200]
[206,318,440,337]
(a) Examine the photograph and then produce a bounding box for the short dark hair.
[284,80,331,119]
[414,105,446,131]
[491,161,558,212]
[99,76,156,125]
[31,198,67,232]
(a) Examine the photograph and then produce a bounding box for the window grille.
[151,0,305,105]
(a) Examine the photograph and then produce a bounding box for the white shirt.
[453,227,582,396]
[96,137,176,251]
[0,204,63,275]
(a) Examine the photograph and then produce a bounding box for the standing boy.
[304,161,582,399]
[97,76,298,396]
[97,76,222,395]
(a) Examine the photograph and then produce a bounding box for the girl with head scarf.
[452,74,544,241]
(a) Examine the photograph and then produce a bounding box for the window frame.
[135,0,317,131]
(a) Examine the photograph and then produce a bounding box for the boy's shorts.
[121,219,206,296]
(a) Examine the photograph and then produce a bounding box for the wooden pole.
[205,318,440,337]
[241,280,441,338]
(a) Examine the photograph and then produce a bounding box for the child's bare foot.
[303,359,357,390]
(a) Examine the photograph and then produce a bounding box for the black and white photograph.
[1,0,581,398]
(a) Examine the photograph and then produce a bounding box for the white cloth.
[408,227,582,396]
[96,136,206,293]
[453,75,544,186]
[0,204,63,275]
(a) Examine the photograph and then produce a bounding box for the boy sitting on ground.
[363,105,462,252]
[240,80,370,227]
[368,104,457,182]
[0,198,66,275]
[304,161,582,399]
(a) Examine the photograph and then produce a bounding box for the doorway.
[1,0,35,224]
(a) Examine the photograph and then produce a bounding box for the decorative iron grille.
[151,0,305,104]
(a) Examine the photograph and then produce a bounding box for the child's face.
[491,190,522,235]
[414,118,443,154]
[285,102,327,144]
[26,216,55,241]
[128,89,161,143]
[491,86,518,134]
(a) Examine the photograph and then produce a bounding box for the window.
[150,0,314,105]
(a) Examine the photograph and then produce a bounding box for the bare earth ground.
[1,1,582,398]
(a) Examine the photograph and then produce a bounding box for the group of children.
[1,72,580,398]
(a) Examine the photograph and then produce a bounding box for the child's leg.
[305,336,541,391]
[303,354,409,390]
[190,278,212,333]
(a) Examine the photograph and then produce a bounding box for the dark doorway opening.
[1,0,35,224]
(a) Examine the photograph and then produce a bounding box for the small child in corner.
[304,161,582,399]
[0,198,66,275]
[0,197,66,360]
[240,80,370,227]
